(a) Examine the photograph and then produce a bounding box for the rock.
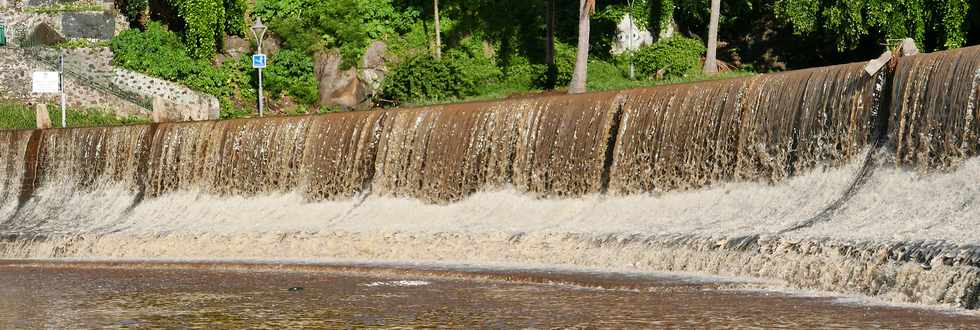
[361,41,387,92]
[61,13,115,40]
[898,38,919,57]
[34,103,52,129]
[260,34,282,57]
[28,23,66,46]
[864,50,893,76]
[223,36,250,59]
[314,50,369,110]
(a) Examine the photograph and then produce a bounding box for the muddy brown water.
[0,261,978,329]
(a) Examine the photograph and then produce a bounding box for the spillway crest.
[1,46,979,309]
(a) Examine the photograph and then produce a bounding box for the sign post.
[251,17,268,117]
[32,70,60,127]
[252,53,267,117]
[59,50,66,127]
[31,72,60,94]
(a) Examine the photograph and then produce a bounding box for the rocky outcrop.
[315,41,388,110]
[315,51,367,110]
[361,41,387,92]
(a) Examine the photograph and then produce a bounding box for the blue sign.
[252,54,267,68]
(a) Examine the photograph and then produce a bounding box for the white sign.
[31,71,61,94]
[252,54,267,68]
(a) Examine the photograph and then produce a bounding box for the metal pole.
[257,37,264,117]
[59,50,66,128]
[627,1,635,80]
[258,68,264,117]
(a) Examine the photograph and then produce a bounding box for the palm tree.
[703,0,720,74]
[546,0,555,66]
[434,0,442,59]
[568,0,595,94]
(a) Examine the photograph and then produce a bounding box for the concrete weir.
[1,46,979,309]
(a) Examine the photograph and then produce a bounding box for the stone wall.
[0,47,219,120]
[2,1,125,46]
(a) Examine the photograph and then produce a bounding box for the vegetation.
[24,2,104,14]
[630,36,706,79]
[0,102,149,130]
[53,39,111,49]
[774,0,970,51]
[95,0,976,118]
[263,49,318,105]
[254,0,419,68]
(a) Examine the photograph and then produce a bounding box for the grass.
[54,39,111,49]
[0,102,149,130]
[398,63,755,108]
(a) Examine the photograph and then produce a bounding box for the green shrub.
[631,36,706,79]
[585,59,631,91]
[255,0,419,68]
[533,41,576,88]
[445,37,503,95]
[111,22,252,118]
[223,0,248,37]
[502,55,547,91]
[381,55,471,103]
[119,0,149,27]
[167,0,226,59]
[264,49,319,105]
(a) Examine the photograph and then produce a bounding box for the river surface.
[1,260,978,329]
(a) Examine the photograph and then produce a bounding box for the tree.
[702,0,720,74]
[434,0,442,59]
[545,0,555,66]
[568,0,595,94]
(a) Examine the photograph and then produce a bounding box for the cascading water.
[1,46,979,309]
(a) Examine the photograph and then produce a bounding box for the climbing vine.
[167,0,226,59]
[224,0,248,37]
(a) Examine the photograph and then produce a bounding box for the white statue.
[611,14,654,55]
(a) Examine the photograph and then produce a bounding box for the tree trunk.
[703,0,720,74]
[568,0,592,94]
[545,0,555,66]
[434,0,442,60]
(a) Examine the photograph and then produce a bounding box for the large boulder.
[28,23,66,46]
[260,33,282,57]
[315,42,389,110]
[223,36,250,59]
[314,50,368,110]
[361,41,387,92]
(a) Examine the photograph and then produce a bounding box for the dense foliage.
[255,0,419,68]
[264,49,319,104]
[110,22,254,115]
[774,0,970,51]
[106,0,978,113]
[381,55,473,102]
[166,0,226,59]
[632,36,707,78]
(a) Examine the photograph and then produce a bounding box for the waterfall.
[1,46,979,309]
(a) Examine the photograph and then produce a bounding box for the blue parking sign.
[252,54,267,68]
